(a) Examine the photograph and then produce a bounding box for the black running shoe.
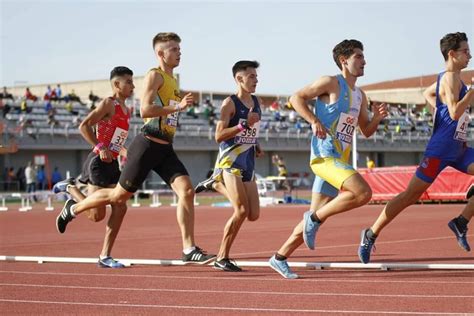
[194,177,216,194]
[467,185,474,199]
[56,199,76,234]
[182,247,216,264]
[213,258,242,272]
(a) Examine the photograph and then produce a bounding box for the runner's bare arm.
[215,97,240,143]
[423,82,437,109]
[290,76,333,139]
[79,97,115,148]
[442,72,474,120]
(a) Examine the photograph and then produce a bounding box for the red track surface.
[1,203,473,315]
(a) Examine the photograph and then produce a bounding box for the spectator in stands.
[51,167,62,187]
[1,87,13,100]
[203,99,216,126]
[25,162,36,194]
[186,100,198,118]
[55,84,62,99]
[89,90,100,109]
[15,166,25,191]
[68,89,86,105]
[65,101,78,115]
[358,32,474,263]
[36,165,46,190]
[395,123,401,134]
[7,167,16,188]
[268,39,388,279]
[366,156,375,171]
[270,100,279,111]
[44,85,54,101]
[272,154,291,191]
[20,99,29,113]
[25,87,37,102]
[2,99,11,117]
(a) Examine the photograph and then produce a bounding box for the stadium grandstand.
[1,70,473,193]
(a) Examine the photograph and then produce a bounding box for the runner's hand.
[99,148,113,163]
[372,102,389,121]
[178,93,194,112]
[311,120,327,139]
[247,107,260,127]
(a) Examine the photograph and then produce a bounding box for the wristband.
[238,120,250,131]
[175,103,182,112]
[93,142,105,154]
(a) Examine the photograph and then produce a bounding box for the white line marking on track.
[0,298,468,315]
[233,234,474,257]
[0,283,472,299]
[0,270,473,284]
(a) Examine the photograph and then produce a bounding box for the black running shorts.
[79,151,120,187]
[119,133,189,193]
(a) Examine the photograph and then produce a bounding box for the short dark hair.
[332,39,364,70]
[152,32,181,48]
[110,66,133,80]
[232,60,260,77]
[440,32,468,61]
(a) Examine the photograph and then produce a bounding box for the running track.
[0,203,473,315]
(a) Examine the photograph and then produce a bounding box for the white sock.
[99,255,109,260]
[183,246,196,254]
[70,204,77,217]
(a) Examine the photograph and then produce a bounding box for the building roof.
[362,69,473,90]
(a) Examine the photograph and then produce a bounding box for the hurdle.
[0,192,56,212]
[1,255,473,270]
[132,189,199,208]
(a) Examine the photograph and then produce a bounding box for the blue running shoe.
[52,178,75,194]
[448,219,471,252]
[98,256,126,268]
[358,228,376,264]
[269,255,298,279]
[303,210,320,250]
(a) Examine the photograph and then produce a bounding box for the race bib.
[109,127,128,153]
[335,112,357,144]
[454,111,471,142]
[166,100,180,127]
[235,119,260,144]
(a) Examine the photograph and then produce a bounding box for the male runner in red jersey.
[53,66,134,268]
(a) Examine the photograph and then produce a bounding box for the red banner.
[360,166,473,202]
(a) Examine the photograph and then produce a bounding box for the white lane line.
[0,298,468,315]
[233,234,474,256]
[0,270,473,284]
[0,283,472,299]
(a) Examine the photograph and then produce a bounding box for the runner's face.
[237,68,258,93]
[344,48,366,77]
[161,41,181,67]
[453,41,471,69]
[117,75,135,98]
